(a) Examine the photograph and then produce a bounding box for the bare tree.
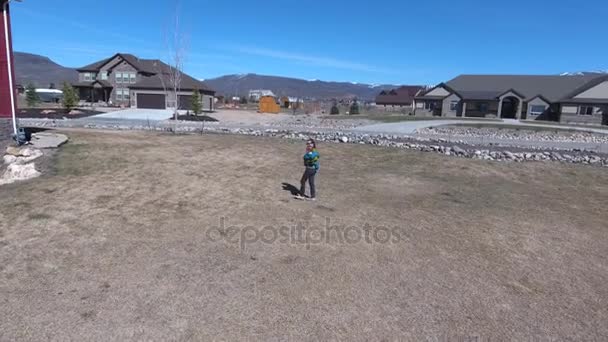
[291,97,304,115]
[158,0,188,132]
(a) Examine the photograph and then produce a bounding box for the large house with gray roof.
[414,74,608,125]
[74,53,215,111]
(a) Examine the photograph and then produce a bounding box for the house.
[414,74,608,125]
[73,53,215,111]
[375,86,425,108]
[249,89,275,102]
[280,96,304,109]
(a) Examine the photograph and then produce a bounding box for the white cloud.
[227,46,394,74]
[17,8,150,46]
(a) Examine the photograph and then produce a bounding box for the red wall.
[0,0,16,118]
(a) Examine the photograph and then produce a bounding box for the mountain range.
[14,51,605,100]
[12,52,398,99]
[14,52,78,88]
[203,74,400,100]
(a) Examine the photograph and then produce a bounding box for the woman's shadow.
[281,183,301,196]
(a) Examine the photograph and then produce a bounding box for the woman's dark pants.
[300,167,317,198]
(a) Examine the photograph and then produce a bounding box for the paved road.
[353,119,608,135]
[352,120,490,134]
[18,117,608,153]
[351,119,608,152]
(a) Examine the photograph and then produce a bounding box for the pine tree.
[330,100,340,115]
[25,83,40,107]
[62,82,79,112]
[349,99,360,115]
[191,88,202,115]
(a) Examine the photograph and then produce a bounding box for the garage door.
[178,95,192,110]
[137,94,166,109]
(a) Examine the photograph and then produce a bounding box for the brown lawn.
[0,130,607,340]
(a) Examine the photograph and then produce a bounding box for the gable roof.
[415,83,461,100]
[131,59,214,92]
[77,57,112,72]
[375,85,425,105]
[76,53,215,93]
[560,74,608,101]
[446,74,603,103]
[77,53,158,73]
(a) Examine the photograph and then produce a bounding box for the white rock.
[3,155,18,165]
[0,163,41,185]
[340,136,348,143]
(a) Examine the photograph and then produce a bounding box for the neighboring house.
[280,96,304,109]
[73,53,215,111]
[375,86,425,108]
[414,74,608,125]
[249,89,275,102]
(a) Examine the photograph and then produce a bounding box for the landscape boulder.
[5,146,23,156]
[452,146,467,156]
[0,162,41,185]
[3,148,43,165]
[29,132,69,149]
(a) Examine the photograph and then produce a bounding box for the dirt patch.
[0,130,607,340]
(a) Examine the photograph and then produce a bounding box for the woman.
[296,139,320,201]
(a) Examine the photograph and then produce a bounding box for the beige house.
[74,53,215,111]
[414,74,608,125]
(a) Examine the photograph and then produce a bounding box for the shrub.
[25,83,40,107]
[61,82,79,112]
[349,100,360,115]
[191,88,202,115]
[330,104,340,115]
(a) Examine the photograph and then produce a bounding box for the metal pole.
[3,0,17,136]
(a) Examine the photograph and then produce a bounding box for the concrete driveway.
[91,108,174,121]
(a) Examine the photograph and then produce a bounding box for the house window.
[83,73,91,81]
[129,73,137,84]
[579,106,594,115]
[450,101,459,111]
[116,88,130,101]
[91,73,97,81]
[115,72,122,83]
[530,105,546,115]
[101,72,108,80]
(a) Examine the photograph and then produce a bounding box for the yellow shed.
[259,96,281,114]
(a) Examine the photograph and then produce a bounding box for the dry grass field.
[1,130,607,340]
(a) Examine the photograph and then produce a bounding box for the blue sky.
[10,0,608,85]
